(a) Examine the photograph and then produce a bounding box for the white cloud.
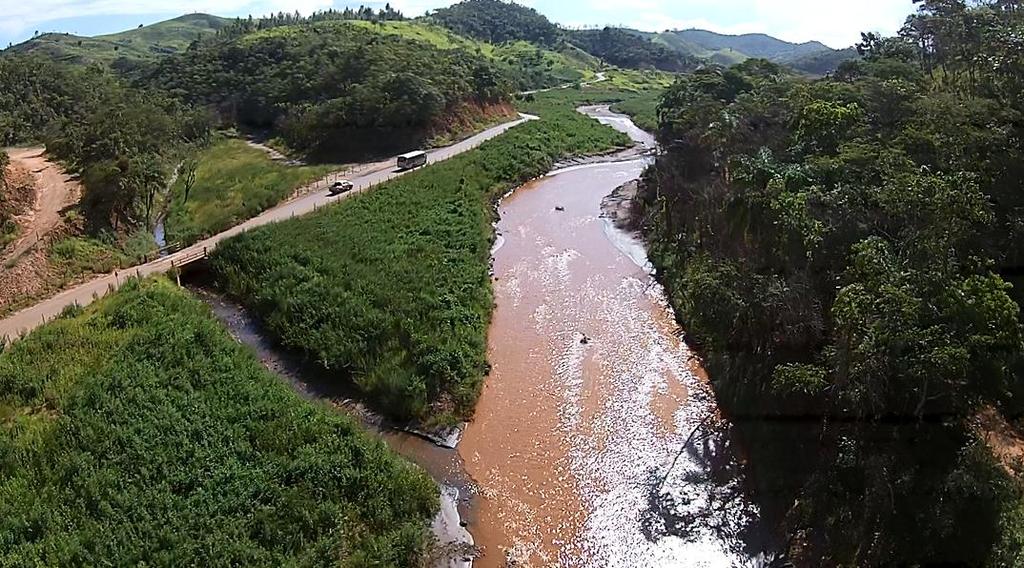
[578,0,914,48]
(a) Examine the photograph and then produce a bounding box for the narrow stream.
[153,214,167,252]
[189,107,773,567]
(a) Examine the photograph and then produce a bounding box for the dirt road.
[0,114,537,342]
[3,147,81,261]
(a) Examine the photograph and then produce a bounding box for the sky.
[0,0,916,50]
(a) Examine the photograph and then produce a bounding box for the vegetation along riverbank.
[209,92,631,427]
[636,2,1024,564]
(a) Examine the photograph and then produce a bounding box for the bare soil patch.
[3,147,82,262]
[973,405,1024,477]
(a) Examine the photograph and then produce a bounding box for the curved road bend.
[0,114,538,342]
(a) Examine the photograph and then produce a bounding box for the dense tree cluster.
[429,0,560,46]
[215,5,406,41]
[0,55,210,233]
[146,22,509,160]
[642,1,1024,563]
[567,28,699,72]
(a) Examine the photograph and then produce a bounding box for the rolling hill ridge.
[7,13,230,65]
[5,2,856,75]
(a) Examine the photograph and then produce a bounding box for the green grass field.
[165,139,335,247]
[0,278,437,565]
[347,20,491,52]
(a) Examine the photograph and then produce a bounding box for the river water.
[458,107,770,566]
[192,108,772,567]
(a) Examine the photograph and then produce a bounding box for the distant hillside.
[567,28,698,72]
[341,20,599,89]
[7,13,229,65]
[784,46,860,75]
[426,0,851,74]
[645,28,858,74]
[427,0,697,72]
[4,4,855,77]
[671,29,829,60]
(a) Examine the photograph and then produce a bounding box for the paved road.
[0,114,537,342]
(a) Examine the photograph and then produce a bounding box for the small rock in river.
[580,334,590,345]
[555,206,565,211]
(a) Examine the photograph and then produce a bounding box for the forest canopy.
[144,21,510,160]
[642,0,1024,563]
[429,0,561,46]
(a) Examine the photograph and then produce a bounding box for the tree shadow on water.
[639,420,790,567]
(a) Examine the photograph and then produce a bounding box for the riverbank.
[185,282,477,565]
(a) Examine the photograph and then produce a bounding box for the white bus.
[397,150,427,171]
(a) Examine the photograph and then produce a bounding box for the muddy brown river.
[193,107,772,567]
[457,107,770,566]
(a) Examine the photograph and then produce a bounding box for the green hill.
[4,5,853,77]
[427,0,694,72]
[341,20,599,88]
[642,28,858,74]
[144,20,512,160]
[567,27,698,72]
[669,29,830,60]
[424,0,850,74]
[7,13,229,65]
[428,0,561,45]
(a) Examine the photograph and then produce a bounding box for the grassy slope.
[348,20,598,86]
[348,20,492,53]
[209,93,630,426]
[8,14,228,65]
[165,139,334,247]
[495,40,597,83]
[0,278,437,565]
